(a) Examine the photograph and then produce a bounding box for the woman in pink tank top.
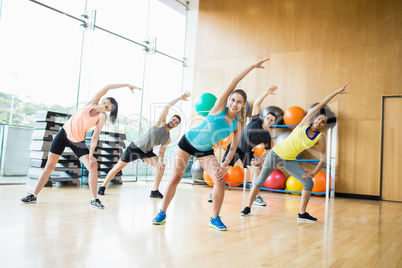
[21,84,141,209]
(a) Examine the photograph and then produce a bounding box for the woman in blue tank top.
[153,58,270,230]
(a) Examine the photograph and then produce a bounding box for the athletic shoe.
[208,193,213,203]
[297,212,317,222]
[150,190,163,199]
[98,186,106,195]
[209,215,227,231]
[21,193,37,203]
[240,206,251,216]
[152,210,166,225]
[253,195,267,206]
[90,198,105,209]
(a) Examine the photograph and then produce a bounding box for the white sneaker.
[253,196,267,206]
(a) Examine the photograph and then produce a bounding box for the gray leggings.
[254,150,314,191]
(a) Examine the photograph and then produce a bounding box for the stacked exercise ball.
[225,166,244,187]
[261,106,284,124]
[312,171,330,195]
[283,106,306,128]
[194,93,217,117]
[191,160,204,182]
[263,169,286,190]
[203,166,244,187]
[285,176,304,194]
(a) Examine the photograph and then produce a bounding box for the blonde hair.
[229,89,247,125]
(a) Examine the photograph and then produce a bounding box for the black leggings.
[49,128,89,158]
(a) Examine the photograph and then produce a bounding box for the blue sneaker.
[209,215,227,231]
[152,210,166,225]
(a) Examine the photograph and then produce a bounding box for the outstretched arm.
[89,84,141,105]
[155,92,191,127]
[210,58,270,114]
[299,82,348,127]
[252,85,278,116]
[88,113,107,166]
[219,123,242,176]
[302,135,326,179]
[156,138,171,170]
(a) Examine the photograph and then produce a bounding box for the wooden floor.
[1,182,401,268]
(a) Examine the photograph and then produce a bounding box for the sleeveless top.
[134,125,170,153]
[273,124,322,160]
[185,108,238,151]
[63,104,99,142]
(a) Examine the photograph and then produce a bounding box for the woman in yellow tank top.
[241,82,348,222]
[21,84,141,209]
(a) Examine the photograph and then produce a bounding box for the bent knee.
[170,174,182,185]
[303,179,314,191]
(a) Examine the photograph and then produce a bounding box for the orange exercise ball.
[312,171,331,195]
[203,171,214,186]
[212,132,233,150]
[253,141,274,157]
[285,176,303,194]
[284,106,306,129]
[225,166,244,187]
[253,143,265,157]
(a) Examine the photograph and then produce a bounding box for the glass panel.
[84,29,146,137]
[140,53,188,179]
[95,0,148,44]
[0,0,83,126]
[148,0,186,59]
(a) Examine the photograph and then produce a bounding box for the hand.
[157,161,165,170]
[266,85,278,95]
[251,158,261,166]
[128,84,142,93]
[337,82,348,95]
[214,168,226,181]
[220,164,230,176]
[89,156,98,166]
[302,172,314,179]
[180,91,191,101]
[254,58,270,69]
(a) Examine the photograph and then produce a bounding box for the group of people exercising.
[21,58,348,231]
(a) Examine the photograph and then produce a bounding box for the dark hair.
[172,114,181,123]
[313,107,337,128]
[106,97,118,124]
[266,112,277,122]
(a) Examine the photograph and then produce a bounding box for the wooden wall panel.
[193,0,402,196]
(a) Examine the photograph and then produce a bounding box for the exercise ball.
[284,106,306,128]
[220,132,233,149]
[203,171,214,186]
[312,171,330,195]
[225,166,244,187]
[191,160,204,181]
[253,143,265,157]
[286,176,303,194]
[274,131,291,145]
[261,106,284,125]
[307,103,332,115]
[195,93,217,117]
[263,169,286,190]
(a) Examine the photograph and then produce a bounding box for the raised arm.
[252,85,278,116]
[155,92,191,126]
[210,58,270,114]
[89,84,141,105]
[299,82,348,127]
